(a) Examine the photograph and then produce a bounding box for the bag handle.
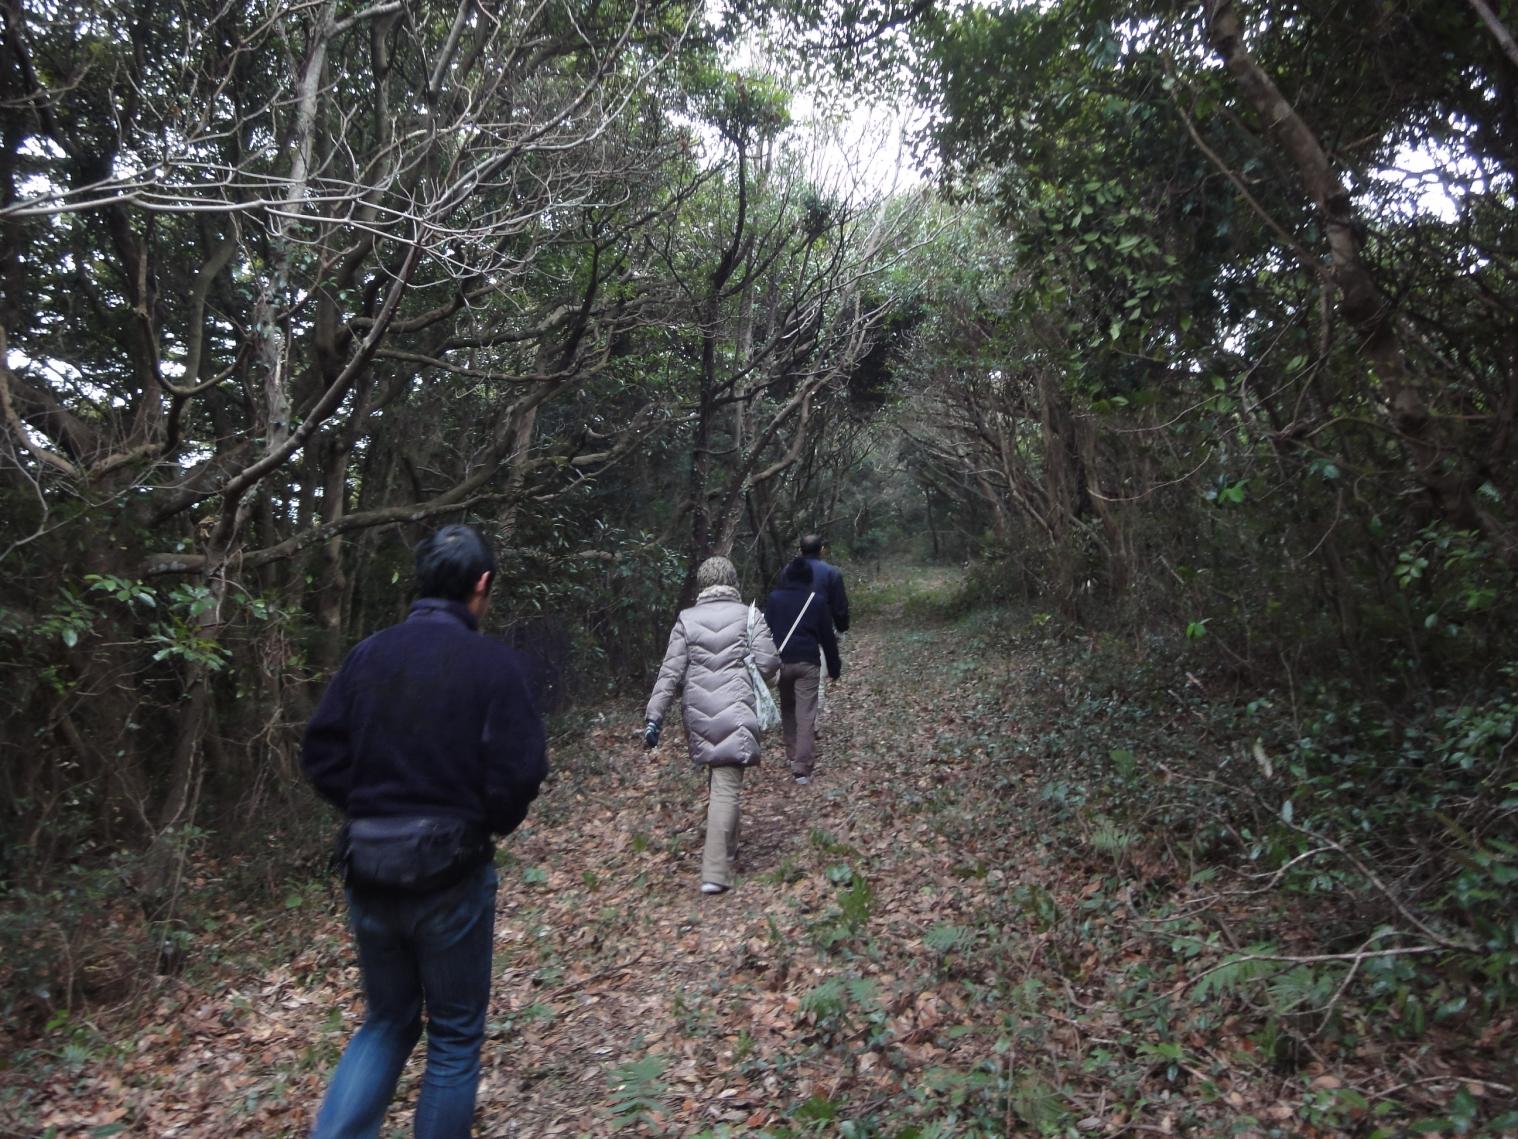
[777,592,814,654]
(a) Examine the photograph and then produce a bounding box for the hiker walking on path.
[301,524,548,1139]
[764,556,843,785]
[643,556,780,895]
[800,532,849,735]
[800,533,850,636]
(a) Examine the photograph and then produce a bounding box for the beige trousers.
[701,765,744,887]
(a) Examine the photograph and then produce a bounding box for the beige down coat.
[645,585,780,768]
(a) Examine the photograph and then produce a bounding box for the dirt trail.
[18,570,993,1138]
[480,576,991,1135]
[19,567,1504,1137]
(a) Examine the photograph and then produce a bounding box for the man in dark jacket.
[799,533,849,740]
[799,533,849,634]
[764,556,842,784]
[302,524,548,1139]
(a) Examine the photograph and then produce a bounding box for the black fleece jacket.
[301,599,548,837]
[764,584,842,678]
[804,557,850,633]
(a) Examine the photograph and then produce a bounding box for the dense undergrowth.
[2,564,1514,1138]
[901,570,1518,1137]
[948,564,1518,1015]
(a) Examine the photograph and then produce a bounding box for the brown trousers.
[778,661,821,777]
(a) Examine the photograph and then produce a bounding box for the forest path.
[22,565,1491,1137]
[25,565,1024,1139]
[477,563,1027,1136]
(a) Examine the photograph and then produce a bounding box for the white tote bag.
[745,603,782,732]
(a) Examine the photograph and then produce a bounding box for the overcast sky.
[793,94,927,203]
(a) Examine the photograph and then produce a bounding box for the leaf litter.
[7,570,1513,1137]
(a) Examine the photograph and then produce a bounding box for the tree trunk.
[142,670,209,902]
[1203,0,1503,553]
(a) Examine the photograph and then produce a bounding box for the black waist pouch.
[342,816,489,894]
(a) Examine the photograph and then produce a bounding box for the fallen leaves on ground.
[7,568,1513,1137]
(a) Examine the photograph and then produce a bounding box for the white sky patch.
[9,348,96,397]
[1371,144,1464,223]
[791,94,928,204]
[722,22,929,204]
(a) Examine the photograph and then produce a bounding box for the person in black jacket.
[302,524,547,1139]
[764,556,842,784]
[800,533,849,634]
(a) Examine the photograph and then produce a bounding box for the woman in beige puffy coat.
[644,556,779,894]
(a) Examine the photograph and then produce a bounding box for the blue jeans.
[313,862,499,1139]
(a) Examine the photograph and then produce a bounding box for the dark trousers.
[312,862,498,1139]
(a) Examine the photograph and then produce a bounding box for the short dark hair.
[781,556,813,586]
[799,533,824,557]
[415,524,496,601]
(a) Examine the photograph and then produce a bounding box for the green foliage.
[767,856,806,885]
[1394,525,1506,639]
[1191,948,1278,1002]
[686,68,793,146]
[21,575,245,668]
[1274,673,1518,995]
[809,862,877,951]
[34,589,97,652]
[923,923,975,954]
[986,587,1518,1091]
[898,0,1518,698]
[1008,883,1059,932]
[84,574,156,608]
[808,828,854,856]
[606,1054,669,1127]
[797,977,846,1022]
[1087,815,1135,864]
[795,970,885,1049]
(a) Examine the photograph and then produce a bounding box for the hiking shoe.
[700,882,729,895]
[794,775,811,785]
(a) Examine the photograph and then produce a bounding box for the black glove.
[643,719,662,749]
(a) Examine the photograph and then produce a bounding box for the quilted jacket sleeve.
[750,609,780,680]
[645,615,689,725]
